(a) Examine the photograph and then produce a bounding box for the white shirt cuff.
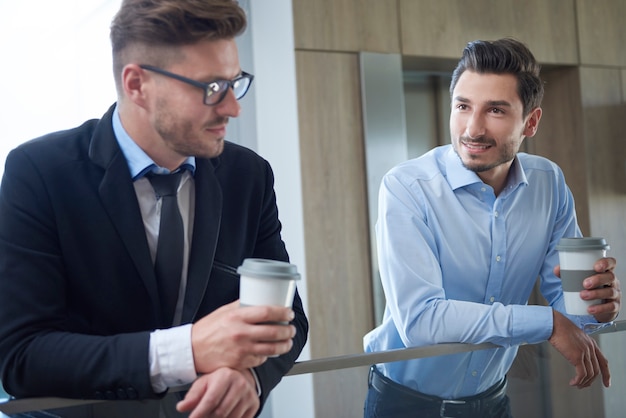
[149,324,197,393]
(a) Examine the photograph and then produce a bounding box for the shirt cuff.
[510,305,553,345]
[250,368,262,397]
[149,324,197,393]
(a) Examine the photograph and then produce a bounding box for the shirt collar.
[112,106,196,180]
[507,155,528,189]
[444,145,528,192]
[445,146,483,190]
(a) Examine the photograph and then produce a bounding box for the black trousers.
[364,366,512,418]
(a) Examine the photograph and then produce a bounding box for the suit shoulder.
[222,141,263,159]
[19,119,98,150]
[214,141,271,171]
[11,119,99,168]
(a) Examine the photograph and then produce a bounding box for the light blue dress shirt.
[112,107,195,178]
[364,144,596,399]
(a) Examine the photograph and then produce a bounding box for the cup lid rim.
[556,237,610,251]
[237,258,301,280]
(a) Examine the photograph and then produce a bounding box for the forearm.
[1,330,154,399]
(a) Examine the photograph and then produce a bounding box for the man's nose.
[215,88,241,118]
[465,112,486,139]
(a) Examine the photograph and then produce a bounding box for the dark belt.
[368,366,507,418]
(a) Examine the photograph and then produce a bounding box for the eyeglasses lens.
[204,75,252,105]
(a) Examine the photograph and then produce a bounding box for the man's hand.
[549,310,610,388]
[554,256,621,322]
[176,368,259,418]
[191,300,296,374]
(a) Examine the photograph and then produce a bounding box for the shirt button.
[494,211,499,217]
[472,370,478,377]
[490,296,495,303]
[481,187,486,192]
[496,256,501,262]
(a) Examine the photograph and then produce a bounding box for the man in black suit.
[0,0,308,417]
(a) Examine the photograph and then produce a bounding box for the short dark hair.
[110,0,247,88]
[449,38,544,118]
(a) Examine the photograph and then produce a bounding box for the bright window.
[0,0,122,178]
[0,0,122,401]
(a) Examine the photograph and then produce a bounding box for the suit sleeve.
[0,147,157,400]
[245,159,308,407]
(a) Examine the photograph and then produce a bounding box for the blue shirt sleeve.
[375,170,553,349]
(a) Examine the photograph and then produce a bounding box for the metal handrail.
[288,318,626,376]
[1,320,624,415]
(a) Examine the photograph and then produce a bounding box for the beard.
[153,99,228,160]
[452,135,518,173]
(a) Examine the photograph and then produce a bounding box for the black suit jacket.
[0,105,308,412]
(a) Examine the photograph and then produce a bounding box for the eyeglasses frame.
[138,64,254,106]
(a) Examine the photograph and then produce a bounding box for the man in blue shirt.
[364,38,621,418]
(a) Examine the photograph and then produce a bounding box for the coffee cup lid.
[556,237,610,251]
[237,258,301,280]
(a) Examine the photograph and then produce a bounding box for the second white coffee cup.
[556,237,609,315]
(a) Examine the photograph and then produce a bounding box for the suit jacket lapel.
[89,105,161,318]
[88,105,224,324]
[182,158,222,322]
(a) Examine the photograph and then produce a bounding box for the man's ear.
[121,64,150,108]
[523,107,542,137]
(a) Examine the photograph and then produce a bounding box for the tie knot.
[147,171,184,197]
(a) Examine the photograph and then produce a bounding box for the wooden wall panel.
[579,67,626,291]
[292,0,400,53]
[399,0,578,64]
[358,0,401,53]
[579,67,623,107]
[583,104,626,255]
[296,50,374,417]
[525,67,591,234]
[579,67,626,416]
[577,0,626,67]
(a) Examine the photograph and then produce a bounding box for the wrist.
[549,309,562,341]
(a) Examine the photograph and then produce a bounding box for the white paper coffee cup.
[237,258,300,309]
[556,237,609,315]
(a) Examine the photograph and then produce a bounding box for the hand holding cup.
[556,237,610,316]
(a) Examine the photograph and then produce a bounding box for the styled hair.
[449,38,544,117]
[110,0,247,88]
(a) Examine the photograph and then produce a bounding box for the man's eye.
[206,82,221,96]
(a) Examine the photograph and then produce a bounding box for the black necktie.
[148,171,184,326]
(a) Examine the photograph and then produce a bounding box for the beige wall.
[293,0,626,416]
[295,49,374,415]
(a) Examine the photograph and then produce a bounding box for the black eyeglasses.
[139,64,254,106]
